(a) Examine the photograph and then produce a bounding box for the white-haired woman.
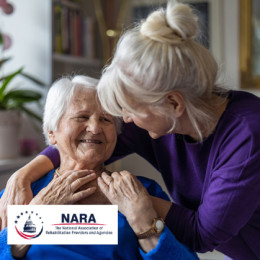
[0,75,198,259]
[1,0,260,259]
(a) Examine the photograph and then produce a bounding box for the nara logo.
[14,211,44,240]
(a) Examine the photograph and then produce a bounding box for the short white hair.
[98,0,228,141]
[43,75,121,145]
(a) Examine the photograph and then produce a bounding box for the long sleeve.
[39,146,60,168]
[0,228,14,260]
[112,92,260,259]
[140,177,198,259]
[164,108,260,259]
[140,227,198,260]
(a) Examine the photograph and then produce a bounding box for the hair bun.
[166,1,198,40]
[140,0,198,43]
[140,9,176,43]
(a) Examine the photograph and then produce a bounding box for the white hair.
[43,75,121,145]
[98,0,228,141]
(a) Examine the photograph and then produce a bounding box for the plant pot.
[0,110,21,159]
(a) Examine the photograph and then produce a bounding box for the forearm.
[132,197,172,252]
[16,154,54,184]
[127,208,160,253]
[0,155,54,230]
[128,207,198,258]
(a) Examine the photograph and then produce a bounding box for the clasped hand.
[98,171,158,234]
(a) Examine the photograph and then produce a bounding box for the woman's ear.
[165,91,185,118]
[48,131,57,145]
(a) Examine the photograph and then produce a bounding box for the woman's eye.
[77,116,89,120]
[101,117,111,122]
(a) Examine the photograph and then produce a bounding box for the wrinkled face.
[49,88,117,169]
[119,95,174,139]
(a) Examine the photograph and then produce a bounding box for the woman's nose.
[86,119,102,134]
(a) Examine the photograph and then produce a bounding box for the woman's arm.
[0,169,97,259]
[98,171,198,259]
[0,154,54,230]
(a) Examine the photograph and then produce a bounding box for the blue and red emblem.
[14,211,43,240]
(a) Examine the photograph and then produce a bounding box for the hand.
[0,171,33,230]
[98,171,158,233]
[30,170,97,205]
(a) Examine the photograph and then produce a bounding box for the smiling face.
[49,88,117,170]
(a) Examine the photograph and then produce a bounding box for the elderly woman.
[4,1,259,259]
[0,76,197,259]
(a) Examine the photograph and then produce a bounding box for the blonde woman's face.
[119,97,174,139]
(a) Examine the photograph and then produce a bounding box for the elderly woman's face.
[51,88,117,168]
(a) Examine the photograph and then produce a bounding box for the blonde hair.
[98,0,228,140]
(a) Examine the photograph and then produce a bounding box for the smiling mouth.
[79,139,102,144]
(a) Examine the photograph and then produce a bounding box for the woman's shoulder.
[220,90,260,133]
[227,90,260,116]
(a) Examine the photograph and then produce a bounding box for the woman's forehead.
[70,89,112,116]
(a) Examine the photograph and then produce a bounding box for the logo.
[14,211,44,240]
[8,205,118,245]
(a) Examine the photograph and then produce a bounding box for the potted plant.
[0,1,45,159]
[0,45,44,159]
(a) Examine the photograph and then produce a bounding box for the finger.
[71,172,97,192]
[101,172,114,185]
[97,177,110,195]
[71,187,97,203]
[111,171,122,181]
[65,169,95,182]
[119,170,130,176]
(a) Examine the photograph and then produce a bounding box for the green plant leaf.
[20,72,45,87]
[0,67,23,102]
[1,89,42,110]
[4,89,42,103]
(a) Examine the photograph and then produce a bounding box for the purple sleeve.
[116,117,260,257]
[165,119,260,256]
[39,146,60,168]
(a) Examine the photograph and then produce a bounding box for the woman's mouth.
[79,139,102,144]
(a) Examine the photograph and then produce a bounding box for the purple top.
[41,91,260,259]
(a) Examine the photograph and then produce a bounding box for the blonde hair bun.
[140,0,198,43]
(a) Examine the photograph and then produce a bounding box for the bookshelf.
[52,0,103,80]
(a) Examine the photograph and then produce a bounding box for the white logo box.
[8,205,118,245]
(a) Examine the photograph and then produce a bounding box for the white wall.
[0,0,52,150]
[1,0,52,85]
